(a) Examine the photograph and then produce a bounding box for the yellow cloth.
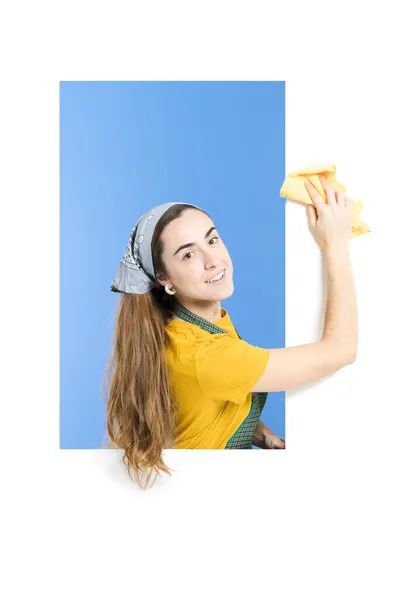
[280,163,370,238]
[165,308,270,449]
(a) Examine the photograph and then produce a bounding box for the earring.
[164,284,176,296]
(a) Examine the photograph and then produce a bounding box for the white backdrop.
[1,2,399,599]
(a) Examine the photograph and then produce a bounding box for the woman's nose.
[204,256,218,268]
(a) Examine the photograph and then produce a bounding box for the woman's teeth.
[206,270,225,283]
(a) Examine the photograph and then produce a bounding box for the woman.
[104,176,357,488]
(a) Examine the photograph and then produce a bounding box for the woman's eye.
[183,237,219,260]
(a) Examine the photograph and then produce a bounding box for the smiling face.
[156,208,234,303]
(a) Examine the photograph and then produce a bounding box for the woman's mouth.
[205,269,226,284]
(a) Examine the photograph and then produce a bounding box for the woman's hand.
[262,431,285,449]
[304,175,353,251]
[252,420,286,449]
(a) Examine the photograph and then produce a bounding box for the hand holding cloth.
[279,163,370,238]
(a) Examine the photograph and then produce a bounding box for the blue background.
[60,81,286,449]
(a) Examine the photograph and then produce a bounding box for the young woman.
[104,176,358,488]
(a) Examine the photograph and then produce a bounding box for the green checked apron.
[174,302,268,449]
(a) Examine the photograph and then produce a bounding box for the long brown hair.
[102,203,209,489]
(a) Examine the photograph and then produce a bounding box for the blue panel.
[60,81,285,449]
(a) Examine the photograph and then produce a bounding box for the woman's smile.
[205,268,227,284]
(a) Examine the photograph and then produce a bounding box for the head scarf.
[110,202,201,294]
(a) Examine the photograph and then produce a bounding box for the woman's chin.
[205,280,234,300]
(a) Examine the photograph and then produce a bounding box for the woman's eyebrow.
[173,226,216,256]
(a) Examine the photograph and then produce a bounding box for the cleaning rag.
[280,163,370,238]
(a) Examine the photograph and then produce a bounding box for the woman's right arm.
[251,176,358,393]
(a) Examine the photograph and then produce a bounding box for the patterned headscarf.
[110,202,201,294]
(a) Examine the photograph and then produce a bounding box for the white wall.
[2,2,399,600]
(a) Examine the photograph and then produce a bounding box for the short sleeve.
[194,335,270,404]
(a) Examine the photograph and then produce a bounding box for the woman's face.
[157,209,234,301]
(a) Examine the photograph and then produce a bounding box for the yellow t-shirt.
[165,307,270,449]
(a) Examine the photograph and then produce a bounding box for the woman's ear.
[155,273,168,288]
